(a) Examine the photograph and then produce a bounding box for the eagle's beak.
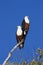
[17,26,21,28]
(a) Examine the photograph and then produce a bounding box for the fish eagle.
[22,16,30,38]
[16,26,24,49]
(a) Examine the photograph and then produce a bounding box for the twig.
[2,39,24,65]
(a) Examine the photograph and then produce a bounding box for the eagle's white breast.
[17,26,22,36]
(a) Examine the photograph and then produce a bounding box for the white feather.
[17,26,22,36]
[24,16,30,24]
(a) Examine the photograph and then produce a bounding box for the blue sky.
[0,0,43,64]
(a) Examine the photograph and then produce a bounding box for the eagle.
[22,16,30,39]
[16,26,24,49]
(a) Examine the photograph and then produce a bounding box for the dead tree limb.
[2,39,24,65]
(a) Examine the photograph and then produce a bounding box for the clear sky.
[0,0,43,64]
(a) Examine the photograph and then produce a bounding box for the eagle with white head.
[16,26,24,49]
[22,16,30,38]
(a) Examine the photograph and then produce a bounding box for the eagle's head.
[24,16,30,24]
[17,26,22,36]
[17,26,21,29]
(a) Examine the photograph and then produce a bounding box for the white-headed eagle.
[16,26,24,49]
[22,16,30,39]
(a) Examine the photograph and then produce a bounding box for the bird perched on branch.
[22,16,30,39]
[16,26,24,49]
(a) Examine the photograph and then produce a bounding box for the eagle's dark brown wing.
[16,34,24,49]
